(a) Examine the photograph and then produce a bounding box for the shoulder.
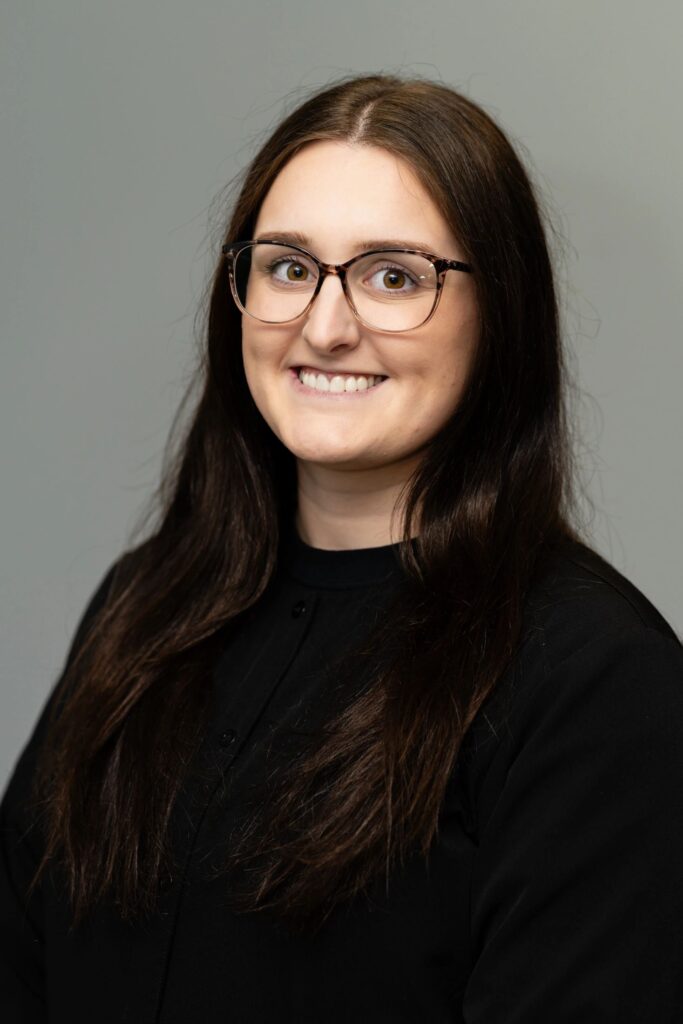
[1,556,122,817]
[523,536,680,670]
[458,539,683,822]
[511,537,683,734]
[484,537,683,729]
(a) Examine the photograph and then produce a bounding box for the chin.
[290,444,380,470]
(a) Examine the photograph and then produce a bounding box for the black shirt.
[2,523,683,1022]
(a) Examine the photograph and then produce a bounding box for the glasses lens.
[348,251,437,331]
[232,243,318,322]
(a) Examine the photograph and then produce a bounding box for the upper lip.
[292,365,388,377]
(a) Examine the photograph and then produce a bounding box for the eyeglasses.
[221,239,474,333]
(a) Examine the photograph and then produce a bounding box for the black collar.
[278,516,409,590]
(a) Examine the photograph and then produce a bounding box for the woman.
[2,72,682,1023]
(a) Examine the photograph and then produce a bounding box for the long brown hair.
[28,71,587,935]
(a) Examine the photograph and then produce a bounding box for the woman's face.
[241,141,479,473]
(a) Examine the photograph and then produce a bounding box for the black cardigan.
[2,525,683,1022]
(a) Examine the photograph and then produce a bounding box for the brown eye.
[263,254,317,287]
[360,260,419,295]
[382,269,406,289]
[286,262,309,281]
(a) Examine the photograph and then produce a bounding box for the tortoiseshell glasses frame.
[220,239,475,334]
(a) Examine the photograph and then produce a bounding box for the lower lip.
[288,368,389,399]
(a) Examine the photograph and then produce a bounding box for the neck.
[294,455,422,550]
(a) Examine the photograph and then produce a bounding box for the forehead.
[253,141,460,261]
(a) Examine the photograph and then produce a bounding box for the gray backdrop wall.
[2,0,682,788]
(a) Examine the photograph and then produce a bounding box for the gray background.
[2,1,681,789]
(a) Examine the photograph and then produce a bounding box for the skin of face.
[240,140,480,547]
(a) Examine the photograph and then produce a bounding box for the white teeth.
[297,369,385,393]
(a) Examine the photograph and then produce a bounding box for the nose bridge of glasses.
[305,263,360,329]
[318,262,345,288]
[316,262,349,298]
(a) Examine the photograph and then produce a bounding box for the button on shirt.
[2,522,683,1023]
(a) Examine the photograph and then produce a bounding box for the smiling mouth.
[293,365,389,381]
[291,366,389,395]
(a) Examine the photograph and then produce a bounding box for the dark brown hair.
[28,71,586,935]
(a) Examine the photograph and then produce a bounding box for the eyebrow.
[253,229,439,255]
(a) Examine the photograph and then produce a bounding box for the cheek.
[240,330,294,435]
[240,334,273,419]
[437,314,479,393]
[241,346,259,400]
[241,330,277,393]
[407,333,477,432]
[409,387,460,440]
[242,324,291,372]
[241,327,263,373]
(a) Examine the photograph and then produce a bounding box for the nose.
[301,271,362,351]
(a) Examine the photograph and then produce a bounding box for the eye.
[265,255,317,286]
[362,261,419,295]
